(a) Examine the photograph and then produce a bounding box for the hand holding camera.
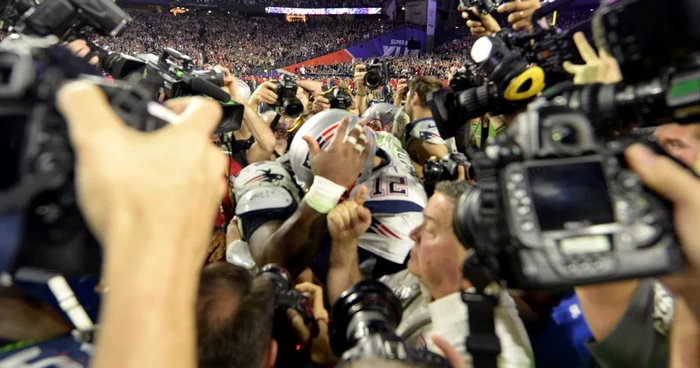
[562,32,622,85]
[461,7,501,37]
[497,0,542,31]
[57,82,227,248]
[250,81,279,106]
[287,282,338,368]
[312,94,331,113]
[393,78,408,107]
[353,64,368,96]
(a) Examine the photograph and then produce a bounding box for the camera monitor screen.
[527,161,615,231]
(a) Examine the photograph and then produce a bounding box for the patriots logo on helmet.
[302,122,340,169]
[419,131,441,141]
[243,169,285,185]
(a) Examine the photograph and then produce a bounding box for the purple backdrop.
[346,27,426,59]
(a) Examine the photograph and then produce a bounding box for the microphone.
[188,75,231,102]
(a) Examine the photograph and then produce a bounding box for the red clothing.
[214,156,244,229]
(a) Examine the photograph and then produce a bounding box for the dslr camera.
[260,264,314,368]
[272,74,304,118]
[364,59,389,90]
[454,99,684,290]
[332,280,449,366]
[422,153,471,195]
[323,87,353,110]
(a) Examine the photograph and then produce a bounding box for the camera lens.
[453,184,481,249]
[260,264,293,293]
[364,72,381,88]
[551,124,578,145]
[283,97,304,118]
[332,280,401,352]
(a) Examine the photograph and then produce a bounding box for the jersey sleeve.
[586,279,672,368]
[406,119,447,146]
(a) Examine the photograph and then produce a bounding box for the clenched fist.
[327,185,371,244]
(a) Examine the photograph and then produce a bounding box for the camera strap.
[462,252,501,368]
[463,291,501,368]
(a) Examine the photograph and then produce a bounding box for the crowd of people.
[9,2,700,368]
[227,0,380,7]
[96,10,401,74]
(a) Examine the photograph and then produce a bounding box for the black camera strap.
[462,253,501,368]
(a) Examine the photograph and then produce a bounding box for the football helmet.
[288,109,377,188]
[361,102,404,132]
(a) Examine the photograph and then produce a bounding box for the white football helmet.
[361,102,404,132]
[236,79,252,101]
[288,109,377,188]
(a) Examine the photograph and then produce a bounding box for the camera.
[260,264,314,368]
[459,0,502,16]
[449,58,483,93]
[332,280,448,366]
[364,59,389,90]
[422,153,471,196]
[0,0,131,37]
[552,0,700,131]
[453,99,685,290]
[428,36,545,139]
[273,74,304,118]
[323,87,353,110]
[191,68,225,88]
[0,35,170,276]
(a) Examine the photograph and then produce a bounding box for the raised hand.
[302,117,371,188]
[327,185,371,244]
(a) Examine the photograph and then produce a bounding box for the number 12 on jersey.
[371,176,409,197]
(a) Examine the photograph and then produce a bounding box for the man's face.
[404,90,414,120]
[407,193,467,284]
[654,123,700,166]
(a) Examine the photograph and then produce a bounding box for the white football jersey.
[350,148,427,264]
[234,161,302,216]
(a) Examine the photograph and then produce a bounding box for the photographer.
[196,263,277,368]
[403,77,457,176]
[326,180,534,367]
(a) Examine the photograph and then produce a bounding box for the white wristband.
[304,175,348,214]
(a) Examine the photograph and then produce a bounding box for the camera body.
[364,59,389,90]
[273,75,304,118]
[1,0,131,37]
[422,153,471,195]
[332,280,448,366]
[455,100,684,290]
[324,87,353,110]
[260,264,313,368]
[191,68,225,88]
[459,0,502,15]
[0,35,167,275]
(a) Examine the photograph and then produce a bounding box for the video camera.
[332,280,449,366]
[554,0,700,131]
[428,35,546,139]
[0,34,172,276]
[0,0,131,37]
[272,74,304,118]
[323,87,353,110]
[448,0,700,291]
[100,47,244,133]
[260,264,314,368]
[459,0,502,17]
[364,59,389,90]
